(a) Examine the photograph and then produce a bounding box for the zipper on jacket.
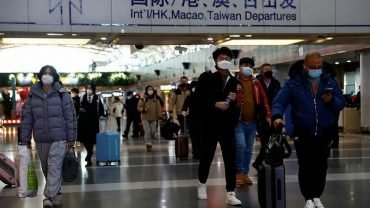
[308,81,320,136]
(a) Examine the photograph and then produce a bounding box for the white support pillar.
[360,51,370,132]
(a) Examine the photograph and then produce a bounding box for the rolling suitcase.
[258,165,286,208]
[175,115,188,160]
[258,127,291,208]
[96,132,121,166]
[0,153,16,186]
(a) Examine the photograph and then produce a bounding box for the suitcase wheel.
[118,161,121,166]
[96,161,100,166]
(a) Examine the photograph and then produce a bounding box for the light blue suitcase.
[96,132,121,166]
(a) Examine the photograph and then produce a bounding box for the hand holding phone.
[321,88,333,103]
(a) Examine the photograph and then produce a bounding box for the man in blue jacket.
[272,52,345,208]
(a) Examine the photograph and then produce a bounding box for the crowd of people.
[17,47,345,208]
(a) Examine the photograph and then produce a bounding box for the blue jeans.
[235,121,256,175]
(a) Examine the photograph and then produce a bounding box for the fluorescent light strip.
[218,39,304,45]
[47,33,64,36]
[1,38,90,45]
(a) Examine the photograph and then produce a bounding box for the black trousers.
[294,135,331,200]
[177,114,185,134]
[84,143,94,162]
[254,130,270,166]
[198,125,236,192]
[124,115,140,137]
[188,119,201,158]
[116,117,121,131]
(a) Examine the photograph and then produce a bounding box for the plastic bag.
[16,145,38,198]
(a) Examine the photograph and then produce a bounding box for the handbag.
[62,148,79,182]
[265,128,292,167]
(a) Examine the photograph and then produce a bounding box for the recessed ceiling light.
[326,37,334,40]
[207,37,213,41]
[347,60,351,63]
[335,61,339,65]
[218,39,304,45]
[46,33,64,36]
[245,34,253,38]
[229,34,241,38]
[0,33,4,36]
[100,37,107,41]
[1,38,90,45]
[72,34,77,36]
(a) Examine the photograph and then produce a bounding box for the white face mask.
[241,67,254,76]
[71,93,77,98]
[42,74,54,85]
[217,60,232,70]
[147,90,154,95]
[127,95,133,99]
[86,89,93,95]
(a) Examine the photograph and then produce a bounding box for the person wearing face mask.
[70,88,80,119]
[123,91,140,139]
[234,57,271,186]
[168,76,192,134]
[19,65,77,208]
[137,86,163,152]
[181,81,201,159]
[78,83,105,167]
[253,63,281,170]
[195,47,242,206]
[272,52,345,208]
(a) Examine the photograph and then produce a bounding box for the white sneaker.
[225,192,242,206]
[304,199,315,208]
[197,182,207,200]
[313,198,325,208]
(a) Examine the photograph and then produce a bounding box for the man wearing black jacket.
[253,63,281,169]
[123,91,140,139]
[195,47,241,206]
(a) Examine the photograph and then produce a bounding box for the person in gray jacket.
[19,65,77,208]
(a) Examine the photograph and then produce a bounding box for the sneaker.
[197,182,207,200]
[43,199,53,208]
[236,173,244,186]
[313,198,325,208]
[243,175,253,185]
[304,199,315,208]
[225,192,242,206]
[52,193,63,207]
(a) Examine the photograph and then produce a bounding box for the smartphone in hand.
[323,88,333,94]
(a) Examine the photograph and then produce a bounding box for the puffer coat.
[20,82,77,143]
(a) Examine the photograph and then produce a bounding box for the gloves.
[181,111,187,116]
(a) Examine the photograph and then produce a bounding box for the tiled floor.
[1,125,370,208]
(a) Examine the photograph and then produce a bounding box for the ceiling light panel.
[218,39,304,45]
[1,38,90,45]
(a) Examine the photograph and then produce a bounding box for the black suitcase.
[258,164,286,208]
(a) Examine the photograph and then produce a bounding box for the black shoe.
[192,154,200,160]
[146,144,152,152]
[131,134,139,138]
[122,134,128,139]
[85,161,92,167]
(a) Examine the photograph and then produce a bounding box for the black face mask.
[263,71,273,78]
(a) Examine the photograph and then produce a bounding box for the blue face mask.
[241,67,253,76]
[307,69,322,79]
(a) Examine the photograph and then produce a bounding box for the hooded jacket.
[20,82,77,143]
[272,61,345,137]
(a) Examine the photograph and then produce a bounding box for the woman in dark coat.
[78,83,104,166]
